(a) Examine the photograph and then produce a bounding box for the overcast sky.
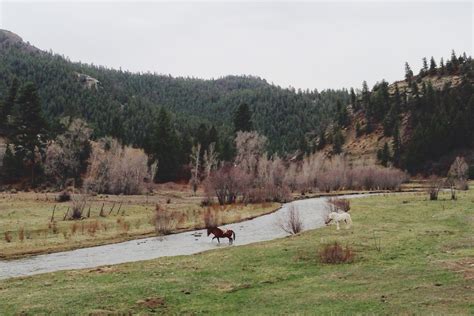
[0,1,472,90]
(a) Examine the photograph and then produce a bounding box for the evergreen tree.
[317,127,327,150]
[332,127,344,154]
[2,143,21,182]
[439,57,445,75]
[355,121,362,137]
[149,108,181,182]
[377,142,391,167]
[420,57,428,76]
[298,134,309,156]
[9,82,48,184]
[429,56,437,75]
[405,62,414,83]
[392,124,401,167]
[350,87,357,110]
[0,77,19,130]
[233,103,253,132]
[336,100,349,126]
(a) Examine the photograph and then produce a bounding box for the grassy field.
[0,189,472,314]
[0,184,279,259]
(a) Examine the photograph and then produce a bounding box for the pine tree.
[298,134,309,156]
[405,62,414,83]
[392,124,401,167]
[377,142,391,167]
[429,56,437,75]
[233,103,253,132]
[149,107,181,182]
[350,87,357,110]
[336,100,349,127]
[332,127,344,154]
[317,128,327,150]
[2,143,20,181]
[420,57,428,76]
[439,57,445,75]
[9,82,48,185]
[355,121,362,137]
[0,78,19,131]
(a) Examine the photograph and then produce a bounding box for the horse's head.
[325,212,335,225]
[206,227,212,236]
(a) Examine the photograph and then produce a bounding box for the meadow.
[0,184,279,259]
[0,189,472,314]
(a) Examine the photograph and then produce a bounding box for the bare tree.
[189,143,201,195]
[203,142,218,179]
[84,138,151,195]
[277,204,303,234]
[44,119,92,188]
[448,156,469,194]
[427,175,443,200]
[235,131,267,176]
[203,164,252,205]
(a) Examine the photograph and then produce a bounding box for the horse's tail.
[232,230,236,241]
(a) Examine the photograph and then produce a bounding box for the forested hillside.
[0,29,348,154]
[321,51,474,174]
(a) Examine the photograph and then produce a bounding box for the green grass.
[0,190,473,315]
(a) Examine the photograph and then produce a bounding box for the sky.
[0,1,472,90]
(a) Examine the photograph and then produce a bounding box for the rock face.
[75,72,100,90]
[0,29,40,52]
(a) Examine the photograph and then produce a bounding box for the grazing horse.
[207,227,236,244]
[325,212,352,230]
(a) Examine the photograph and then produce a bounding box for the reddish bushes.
[203,165,252,205]
[327,198,351,212]
[319,242,355,264]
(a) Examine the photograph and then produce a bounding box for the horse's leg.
[217,237,220,243]
[336,221,340,230]
[228,237,233,245]
[212,236,216,241]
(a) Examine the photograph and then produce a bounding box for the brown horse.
[207,227,236,244]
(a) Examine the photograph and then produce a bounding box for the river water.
[0,194,368,280]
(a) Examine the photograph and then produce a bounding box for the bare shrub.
[68,194,88,220]
[18,227,25,242]
[57,190,71,202]
[154,204,177,235]
[427,175,442,200]
[87,220,100,236]
[447,156,469,198]
[84,138,152,195]
[44,119,92,188]
[327,198,351,212]
[4,231,12,243]
[235,131,267,176]
[277,204,303,235]
[203,164,252,205]
[319,242,355,264]
[203,208,220,228]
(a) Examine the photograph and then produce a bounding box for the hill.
[0,29,348,154]
[319,55,474,174]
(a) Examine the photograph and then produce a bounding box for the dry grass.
[0,185,279,259]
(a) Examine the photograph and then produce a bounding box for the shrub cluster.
[319,242,355,264]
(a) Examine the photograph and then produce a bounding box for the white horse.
[325,211,352,230]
